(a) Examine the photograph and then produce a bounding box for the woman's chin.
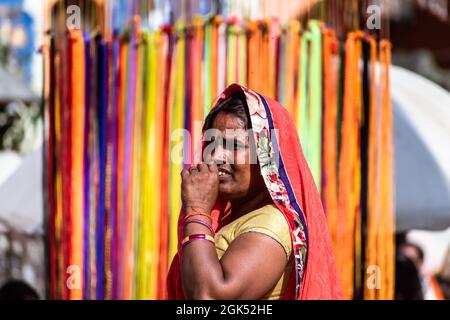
[218,184,236,201]
[218,187,230,197]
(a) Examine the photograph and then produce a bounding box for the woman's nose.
[211,143,230,164]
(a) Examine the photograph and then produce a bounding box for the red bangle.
[184,212,212,222]
[184,218,214,234]
[182,234,215,249]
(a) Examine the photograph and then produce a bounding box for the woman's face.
[205,111,267,202]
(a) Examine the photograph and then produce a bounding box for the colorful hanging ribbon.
[45,13,395,301]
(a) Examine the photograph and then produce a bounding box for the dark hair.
[409,243,424,264]
[203,92,251,132]
[398,242,425,264]
[0,280,39,300]
[395,254,424,300]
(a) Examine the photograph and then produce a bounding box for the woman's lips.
[218,167,232,180]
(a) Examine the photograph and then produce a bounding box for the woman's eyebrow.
[223,136,247,145]
[223,130,248,140]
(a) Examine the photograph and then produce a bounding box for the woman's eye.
[234,143,246,150]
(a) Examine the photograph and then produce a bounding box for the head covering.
[167,84,342,300]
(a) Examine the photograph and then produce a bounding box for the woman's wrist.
[183,215,214,238]
[184,204,212,216]
[184,217,214,234]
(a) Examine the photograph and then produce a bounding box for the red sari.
[167,84,342,300]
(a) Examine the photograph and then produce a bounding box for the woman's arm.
[180,163,288,300]
[182,229,288,300]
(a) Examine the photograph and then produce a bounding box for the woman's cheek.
[235,148,251,165]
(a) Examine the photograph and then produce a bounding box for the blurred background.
[0,0,449,300]
[0,0,44,298]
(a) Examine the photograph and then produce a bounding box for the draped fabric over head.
[166,84,342,300]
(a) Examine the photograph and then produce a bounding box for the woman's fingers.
[185,163,218,176]
[197,163,218,175]
[207,162,218,173]
[181,169,190,179]
[188,166,199,174]
[197,163,209,173]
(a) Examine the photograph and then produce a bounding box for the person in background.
[395,253,424,300]
[398,242,446,300]
[0,279,39,300]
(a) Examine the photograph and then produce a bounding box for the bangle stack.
[182,212,215,249]
[185,211,212,222]
[182,234,215,249]
[184,218,214,234]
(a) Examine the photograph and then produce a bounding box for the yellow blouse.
[214,204,293,300]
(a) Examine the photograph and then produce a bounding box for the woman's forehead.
[211,112,247,130]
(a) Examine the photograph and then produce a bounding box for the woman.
[167,84,341,300]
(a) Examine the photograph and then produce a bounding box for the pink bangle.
[182,234,215,249]
[184,218,214,234]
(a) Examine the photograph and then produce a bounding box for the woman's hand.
[181,163,219,215]
[180,163,289,300]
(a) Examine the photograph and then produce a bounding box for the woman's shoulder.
[250,203,284,216]
[238,203,289,228]
[240,204,287,225]
[236,204,292,256]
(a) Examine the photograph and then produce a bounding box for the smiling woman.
[167,83,342,300]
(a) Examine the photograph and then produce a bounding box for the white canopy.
[0,147,43,234]
[392,65,450,232]
[0,151,22,185]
